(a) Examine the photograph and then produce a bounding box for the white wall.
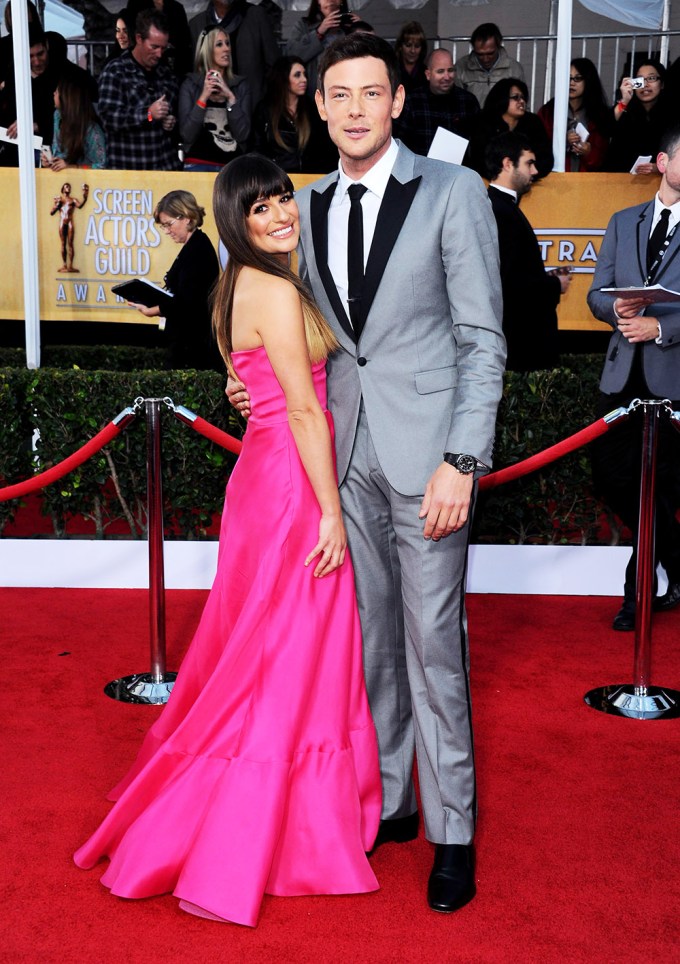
[1,539,666,596]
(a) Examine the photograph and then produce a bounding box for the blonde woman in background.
[179,26,251,172]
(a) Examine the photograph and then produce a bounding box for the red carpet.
[1,589,679,963]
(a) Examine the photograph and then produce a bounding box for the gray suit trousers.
[340,406,476,845]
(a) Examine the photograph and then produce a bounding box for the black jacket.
[163,228,221,370]
[488,185,561,371]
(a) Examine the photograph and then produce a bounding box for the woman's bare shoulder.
[237,266,298,296]
[232,267,303,343]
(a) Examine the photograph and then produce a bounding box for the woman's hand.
[317,8,342,36]
[305,512,347,577]
[619,77,634,107]
[50,158,68,172]
[202,72,233,105]
[127,301,161,317]
[568,136,591,157]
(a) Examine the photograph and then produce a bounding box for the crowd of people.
[2,5,678,176]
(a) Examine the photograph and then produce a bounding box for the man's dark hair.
[317,33,400,95]
[135,8,169,40]
[485,131,532,180]
[471,22,503,47]
[28,23,47,48]
[659,121,680,158]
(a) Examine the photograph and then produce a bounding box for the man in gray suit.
[230,34,505,912]
[588,122,680,631]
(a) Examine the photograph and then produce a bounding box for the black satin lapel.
[636,205,651,282]
[655,225,680,284]
[359,175,422,333]
[310,181,355,343]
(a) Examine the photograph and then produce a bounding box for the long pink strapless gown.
[74,346,381,927]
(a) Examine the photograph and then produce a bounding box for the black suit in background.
[163,228,221,370]
[487,185,561,371]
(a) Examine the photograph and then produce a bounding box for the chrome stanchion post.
[633,400,657,692]
[106,398,177,705]
[585,400,680,720]
[147,397,167,682]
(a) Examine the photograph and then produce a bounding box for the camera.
[630,77,645,89]
[339,0,353,32]
[207,70,221,81]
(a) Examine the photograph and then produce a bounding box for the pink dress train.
[74,346,381,927]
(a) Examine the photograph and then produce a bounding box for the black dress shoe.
[369,812,419,853]
[612,600,635,632]
[654,582,680,612]
[427,844,476,913]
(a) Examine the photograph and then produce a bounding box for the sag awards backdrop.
[1,168,661,329]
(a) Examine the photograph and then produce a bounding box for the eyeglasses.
[508,94,526,102]
[569,74,584,82]
[158,218,179,232]
[638,75,661,84]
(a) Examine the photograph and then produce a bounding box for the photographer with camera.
[607,60,672,173]
[285,0,359,95]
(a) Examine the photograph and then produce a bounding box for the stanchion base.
[584,684,680,720]
[105,672,178,705]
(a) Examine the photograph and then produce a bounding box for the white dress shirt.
[327,139,399,324]
[647,194,680,342]
[650,193,680,237]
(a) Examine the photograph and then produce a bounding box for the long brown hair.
[264,56,311,154]
[56,72,99,165]
[211,155,338,372]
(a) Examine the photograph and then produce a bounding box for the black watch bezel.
[443,453,477,475]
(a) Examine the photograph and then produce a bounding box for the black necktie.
[647,207,671,276]
[347,183,368,332]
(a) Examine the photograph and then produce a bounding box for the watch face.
[456,455,477,474]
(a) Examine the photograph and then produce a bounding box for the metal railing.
[68,28,679,112]
[436,31,679,111]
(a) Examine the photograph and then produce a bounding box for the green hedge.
[0,365,241,538]
[0,345,167,371]
[0,351,621,545]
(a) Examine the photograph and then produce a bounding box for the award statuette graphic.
[50,182,89,273]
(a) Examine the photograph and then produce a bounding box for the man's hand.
[6,121,17,139]
[616,314,659,343]
[419,462,473,540]
[148,94,169,121]
[614,296,653,318]
[226,375,251,419]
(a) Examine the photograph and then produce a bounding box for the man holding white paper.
[588,123,680,629]
[395,49,479,157]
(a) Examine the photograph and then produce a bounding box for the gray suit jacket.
[587,199,680,398]
[296,142,506,496]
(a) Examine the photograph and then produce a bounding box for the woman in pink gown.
[74,155,381,927]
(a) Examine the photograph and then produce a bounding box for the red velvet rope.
[187,415,243,456]
[0,407,611,505]
[183,413,610,489]
[0,420,124,502]
[479,418,610,491]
